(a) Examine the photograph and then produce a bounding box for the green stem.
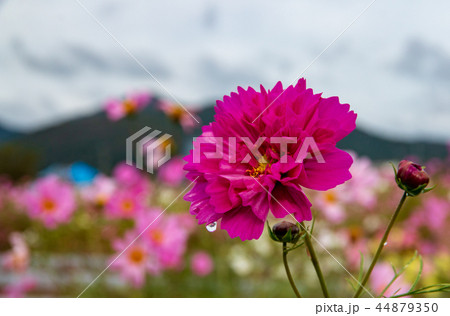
[354,191,408,298]
[302,225,330,298]
[282,242,302,298]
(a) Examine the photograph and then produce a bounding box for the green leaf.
[409,255,423,292]
[391,284,450,298]
[309,217,316,235]
[357,252,365,283]
[379,266,399,297]
[379,251,418,298]
[389,161,398,178]
[346,278,357,292]
[266,221,279,242]
[422,185,436,194]
[286,241,305,253]
[282,227,293,243]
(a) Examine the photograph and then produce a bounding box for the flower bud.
[269,221,300,243]
[395,160,430,196]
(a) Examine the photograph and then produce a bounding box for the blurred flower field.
[0,89,449,298]
[1,150,449,297]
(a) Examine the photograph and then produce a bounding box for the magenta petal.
[239,176,274,221]
[190,198,222,225]
[270,183,312,222]
[300,148,353,190]
[185,181,222,225]
[220,206,265,241]
[205,176,234,213]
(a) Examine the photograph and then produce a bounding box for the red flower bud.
[395,160,430,196]
[272,221,300,242]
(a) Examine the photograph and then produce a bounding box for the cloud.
[0,0,449,142]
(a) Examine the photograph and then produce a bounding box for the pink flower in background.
[2,276,36,298]
[110,232,160,288]
[105,92,151,121]
[81,175,116,208]
[177,213,197,231]
[191,251,213,276]
[136,209,192,269]
[2,232,30,273]
[113,162,151,195]
[370,263,410,297]
[110,210,193,287]
[343,154,381,209]
[23,175,76,228]
[158,157,186,187]
[4,183,27,211]
[424,158,444,176]
[159,100,199,132]
[113,162,142,185]
[313,155,381,223]
[314,189,346,223]
[105,188,145,219]
[402,196,449,255]
[341,227,368,269]
[184,79,357,240]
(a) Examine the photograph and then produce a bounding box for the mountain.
[6,101,448,174]
[0,125,21,143]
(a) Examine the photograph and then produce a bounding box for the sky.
[0,0,449,142]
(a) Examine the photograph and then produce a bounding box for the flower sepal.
[268,221,303,244]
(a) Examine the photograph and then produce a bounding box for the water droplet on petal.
[384,242,388,246]
[206,222,217,232]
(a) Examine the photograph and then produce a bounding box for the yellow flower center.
[123,99,137,114]
[168,106,184,122]
[324,191,337,204]
[95,195,107,208]
[41,198,56,213]
[121,199,134,213]
[149,229,164,245]
[247,155,269,178]
[128,247,145,264]
[349,227,362,243]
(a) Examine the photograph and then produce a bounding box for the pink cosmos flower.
[81,175,116,209]
[157,157,186,187]
[110,210,193,287]
[340,226,368,269]
[135,210,192,269]
[184,79,357,240]
[113,162,151,195]
[110,231,160,288]
[370,263,411,297]
[191,251,213,276]
[402,196,449,255]
[22,175,76,228]
[2,232,30,273]
[105,92,151,121]
[2,276,36,298]
[105,187,145,219]
[159,100,199,132]
[313,189,347,223]
[313,154,381,223]
[342,154,381,209]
